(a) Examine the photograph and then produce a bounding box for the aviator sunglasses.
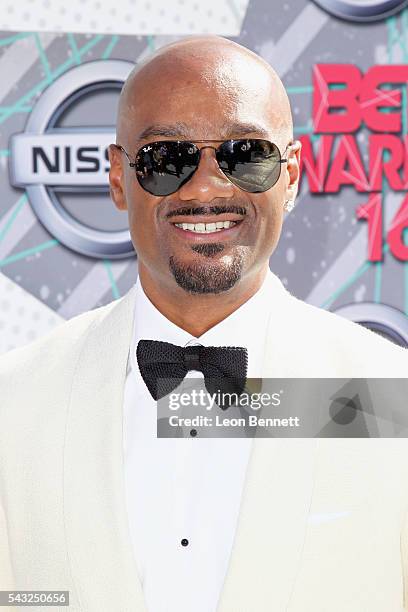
[114,139,291,196]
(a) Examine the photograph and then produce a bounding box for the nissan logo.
[9,60,135,259]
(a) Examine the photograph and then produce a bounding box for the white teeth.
[174,220,238,233]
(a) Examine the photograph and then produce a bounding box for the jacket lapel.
[217,273,319,611]
[63,285,147,612]
[216,439,318,612]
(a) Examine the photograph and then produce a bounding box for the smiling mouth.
[172,220,241,234]
[166,205,246,236]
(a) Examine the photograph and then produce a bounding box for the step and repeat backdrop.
[0,0,407,352]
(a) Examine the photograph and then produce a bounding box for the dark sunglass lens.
[217,139,281,193]
[135,141,200,196]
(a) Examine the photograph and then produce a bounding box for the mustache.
[165,205,247,219]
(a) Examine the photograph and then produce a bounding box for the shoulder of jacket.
[0,294,124,379]
[277,286,408,363]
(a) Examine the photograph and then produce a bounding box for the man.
[1,36,408,612]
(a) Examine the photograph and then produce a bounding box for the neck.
[138,262,269,337]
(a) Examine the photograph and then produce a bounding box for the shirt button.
[190,429,197,437]
[181,538,189,547]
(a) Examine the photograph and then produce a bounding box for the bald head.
[109,35,301,317]
[116,36,293,149]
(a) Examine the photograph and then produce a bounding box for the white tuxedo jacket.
[1,273,408,612]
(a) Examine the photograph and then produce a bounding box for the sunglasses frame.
[114,139,292,196]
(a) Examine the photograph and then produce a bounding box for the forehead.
[121,53,287,144]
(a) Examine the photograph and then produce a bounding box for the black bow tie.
[136,339,248,405]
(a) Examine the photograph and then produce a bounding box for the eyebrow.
[136,121,271,142]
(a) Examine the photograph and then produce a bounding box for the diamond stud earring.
[284,199,295,212]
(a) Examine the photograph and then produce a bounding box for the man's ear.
[284,140,302,203]
[108,144,128,211]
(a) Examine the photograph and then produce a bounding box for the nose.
[178,146,235,203]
